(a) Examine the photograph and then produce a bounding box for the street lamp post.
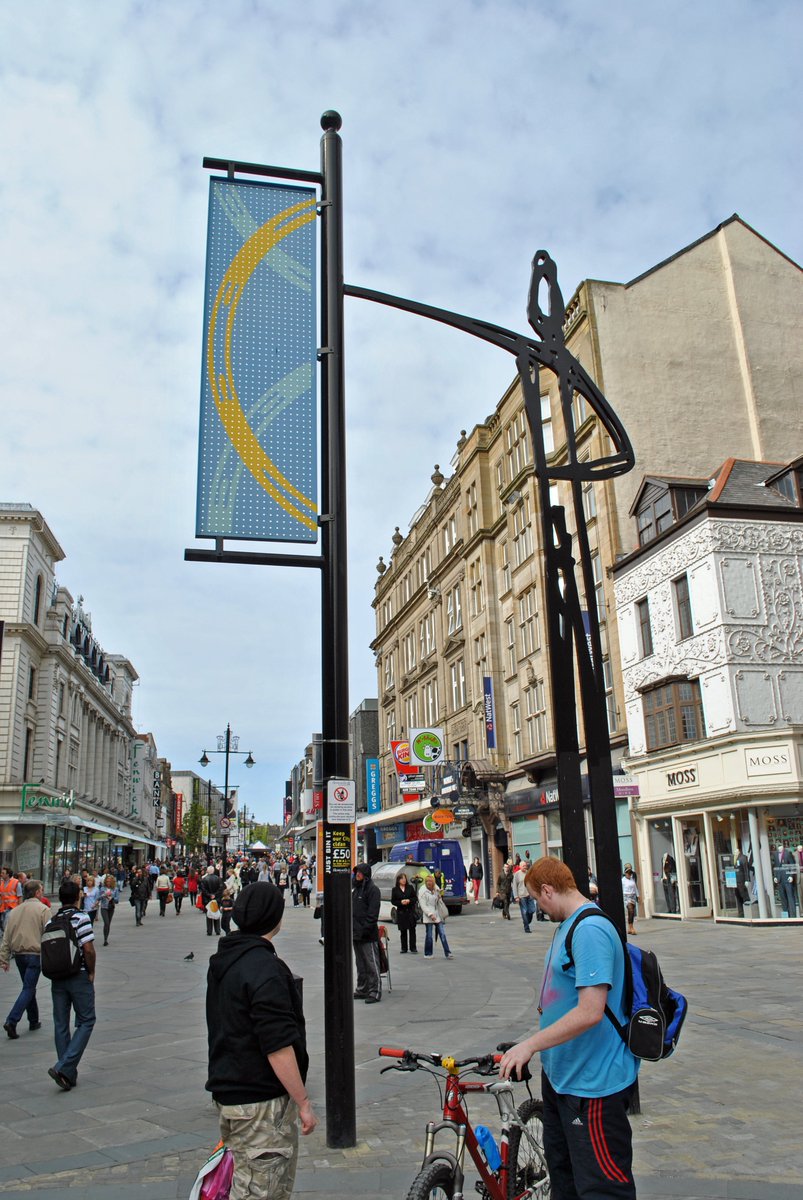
[200,724,255,868]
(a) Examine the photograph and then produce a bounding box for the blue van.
[389,839,467,913]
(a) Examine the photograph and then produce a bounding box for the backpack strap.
[562,906,629,1042]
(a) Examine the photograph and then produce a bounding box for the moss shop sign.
[20,785,76,813]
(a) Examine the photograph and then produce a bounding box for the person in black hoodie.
[352,863,381,1004]
[206,882,317,1198]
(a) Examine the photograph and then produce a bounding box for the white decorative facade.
[614,460,803,922]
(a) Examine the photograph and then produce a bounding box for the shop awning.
[60,814,159,846]
[357,797,433,829]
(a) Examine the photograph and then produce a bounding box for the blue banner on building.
[483,676,496,749]
[366,758,381,814]
[197,177,318,542]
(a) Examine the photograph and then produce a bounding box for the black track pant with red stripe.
[541,1071,636,1199]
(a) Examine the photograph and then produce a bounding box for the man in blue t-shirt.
[500,856,638,1199]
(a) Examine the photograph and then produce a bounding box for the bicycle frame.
[419,1068,530,1200]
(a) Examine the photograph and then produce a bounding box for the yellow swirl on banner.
[206,197,318,532]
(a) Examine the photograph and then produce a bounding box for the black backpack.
[40,909,83,980]
[564,907,688,1062]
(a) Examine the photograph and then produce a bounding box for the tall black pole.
[319,110,356,1149]
[206,779,212,862]
[222,724,230,869]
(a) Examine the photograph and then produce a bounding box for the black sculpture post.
[347,252,635,937]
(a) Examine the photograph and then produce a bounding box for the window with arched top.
[33,574,43,625]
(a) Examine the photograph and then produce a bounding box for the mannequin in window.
[661,852,678,913]
[733,845,751,918]
[772,844,797,917]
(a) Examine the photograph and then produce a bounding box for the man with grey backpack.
[40,878,96,1091]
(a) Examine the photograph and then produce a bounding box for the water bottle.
[474,1124,501,1171]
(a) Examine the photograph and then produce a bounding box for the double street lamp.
[199,724,255,865]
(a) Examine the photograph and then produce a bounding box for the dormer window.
[634,481,707,546]
[637,490,672,546]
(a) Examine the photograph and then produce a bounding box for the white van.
[370,861,434,923]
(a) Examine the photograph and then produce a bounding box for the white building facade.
[613,459,803,923]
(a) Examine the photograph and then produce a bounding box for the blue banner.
[366,758,381,814]
[197,177,318,542]
[483,676,496,749]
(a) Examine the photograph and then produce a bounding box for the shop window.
[674,574,693,641]
[643,679,704,751]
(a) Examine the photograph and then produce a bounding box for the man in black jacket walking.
[352,863,381,1004]
[206,882,317,1199]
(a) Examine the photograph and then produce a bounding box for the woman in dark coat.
[496,862,514,920]
[391,872,418,954]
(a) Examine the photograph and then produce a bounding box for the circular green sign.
[412,730,444,764]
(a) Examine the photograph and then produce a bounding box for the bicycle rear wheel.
[406,1160,456,1200]
[507,1098,550,1199]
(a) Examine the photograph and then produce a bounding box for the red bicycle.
[378,1045,551,1200]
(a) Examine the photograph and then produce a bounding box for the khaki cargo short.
[217,1094,299,1200]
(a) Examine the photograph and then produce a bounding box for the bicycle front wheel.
[507,1098,550,1199]
[406,1160,456,1200]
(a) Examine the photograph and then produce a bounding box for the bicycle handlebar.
[377,1046,531,1083]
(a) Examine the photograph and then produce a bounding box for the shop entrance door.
[680,818,710,916]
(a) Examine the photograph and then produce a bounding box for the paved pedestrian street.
[0,896,801,1199]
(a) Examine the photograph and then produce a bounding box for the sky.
[1,0,801,824]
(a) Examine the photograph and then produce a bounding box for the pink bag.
[189,1143,235,1200]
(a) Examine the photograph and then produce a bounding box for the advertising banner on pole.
[197,177,318,542]
[483,676,496,749]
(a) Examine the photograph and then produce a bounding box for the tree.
[182,801,206,853]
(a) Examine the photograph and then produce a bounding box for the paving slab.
[0,895,801,1196]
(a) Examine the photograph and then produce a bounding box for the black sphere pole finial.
[321,110,342,131]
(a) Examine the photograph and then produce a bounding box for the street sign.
[453,803,477,819]
[400,775,426,794]
[219,816,232,831]
[327,778,356,823]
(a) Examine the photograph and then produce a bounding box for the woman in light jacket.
[156,869,172,917]
[418,875,453,959]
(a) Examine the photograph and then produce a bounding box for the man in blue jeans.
[0,878,50,1038]
[513,864,536,932]
[47,879,97,1091]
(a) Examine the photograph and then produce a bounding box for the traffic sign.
[218,816,232,831]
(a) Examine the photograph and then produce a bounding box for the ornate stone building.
[614,457,803,922]
[368,217,802,881]
[0,504,163,889]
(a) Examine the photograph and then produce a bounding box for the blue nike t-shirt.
[539,904,639,1098]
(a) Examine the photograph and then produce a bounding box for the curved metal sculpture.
[347,250,635,934]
